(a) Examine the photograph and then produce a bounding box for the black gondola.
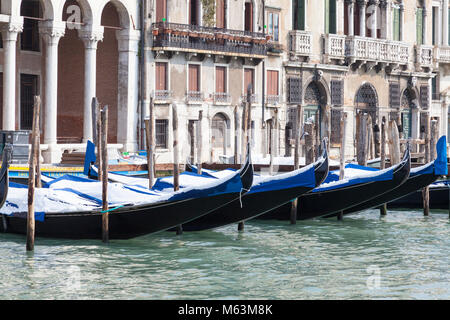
[387,181,449,210]
[258,147,411,221]
[177,142,329,231]
[0,153,254,240]
[326,136,448,215]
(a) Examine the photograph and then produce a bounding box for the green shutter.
[329,0,336,34]
[448,8,450,45]
[325,0,329,34]
[393,8,400,41]
[416,8,423,45]
[294,0,305,31]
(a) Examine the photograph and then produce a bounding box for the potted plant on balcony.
[152,28,159,36]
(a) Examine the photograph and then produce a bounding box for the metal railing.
[152,22,268,57]
[211,92,231,104]
[153,90,173,101]
[186,91,204,102]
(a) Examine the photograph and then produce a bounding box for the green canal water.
[0,209,449,300]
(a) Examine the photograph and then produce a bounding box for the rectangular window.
[155,119,168,149]
[216,0,226,28]
[293,0,305,31]
[244,68,255,94]
[188,64,200,92]
[21,2,40,51]
[393,7,400,41]
[325,0,337,34]
[215,66,227,93]
[20,74,39,130]
[156,0,167,22]
[416,8,423,45]
[267,70,279,96]
[155,62,168,91]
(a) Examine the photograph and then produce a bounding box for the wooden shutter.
[416,8,423,45]
[354,1,360,36]
[389,82,400,108]
[155,62,167,91]
[244,68,254,93]
[215,66,226,93]
[245,2,253,32]
[216,0,225,28]
[288,77,302,104]
[267,70,279,96]
[325,0,329,34]
[189,64,200,92]
[156,0,167,22]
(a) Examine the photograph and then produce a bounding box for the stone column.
[1,21,23,130]
[358,0,368,37]
[348,0,355,36]
[116,29,141,152]
[79,26,104,142]
[444,0,449,46]
[39,21,66,163]
[369,0,378,38]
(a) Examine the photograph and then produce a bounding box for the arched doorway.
[211,113,229,160]
[57,0,85,143]
[303,81,322,129]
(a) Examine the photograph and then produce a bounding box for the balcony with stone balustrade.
[288,30,312,61]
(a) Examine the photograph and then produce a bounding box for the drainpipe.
[261,0,266,126]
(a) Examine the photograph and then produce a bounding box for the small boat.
[175,141,329,231]
[328,136,448,216]
[387,180,449,210]
[0,153,254,240]
[258,146,411,221]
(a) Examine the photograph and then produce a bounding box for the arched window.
[400,89,417,139]
[355,83,378,121]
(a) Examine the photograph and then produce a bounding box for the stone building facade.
[1,0,449,165]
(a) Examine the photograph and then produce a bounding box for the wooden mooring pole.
[422,114,431,216]
[290,105,302,224]
[337,112,347,221]
[379,117,387,216]
[101,106,109,243]
[234,105,240,164]
[145,97,155,188]
[172,104,183,235]
[197,110,203,175]
[238,85,252,232]
[96,100,103,182]
[27,96,41,252]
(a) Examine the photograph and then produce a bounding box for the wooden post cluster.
[388,120,401,165]
[96,99,103,182]
[172,104,183,235]
[304,122,315,165]
[356,112,369,166]
[26,96,41,252]
[290,105,302,224]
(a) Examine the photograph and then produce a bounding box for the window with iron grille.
[330,80,343,106]
[155,119,168,149]
[288,77,302,104]
[420,85,429,109]
[389,82,400,108]
[330,108,342,145]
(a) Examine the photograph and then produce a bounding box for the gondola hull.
[387,184,449,209]
[334,171,440,216]
[0,192,244,239]
[259,150,410,221]
[178,143,329,231]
